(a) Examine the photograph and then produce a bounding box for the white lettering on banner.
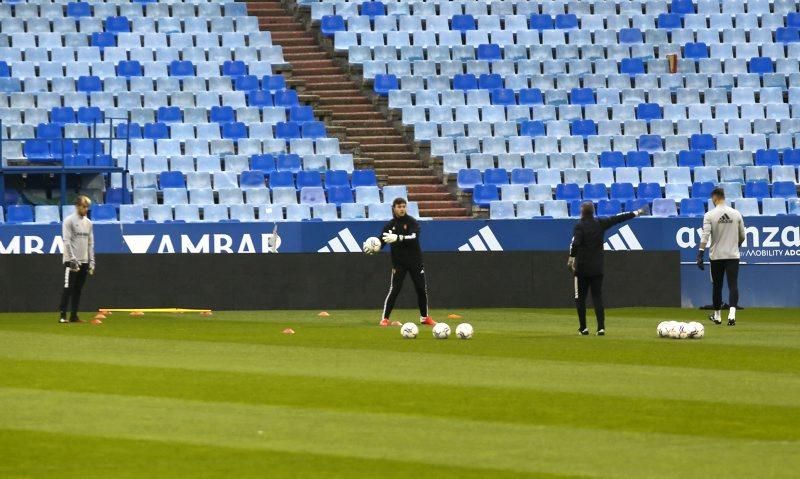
[24,236,44,254]
[782,227,800,248]
[0,236,20,254]
[50,236,63,254]
[763,227,780,248]
[214,234,233,254]
[181,235,209,253]
[676,227,696,248]
[157,236,175,254]
[744,226,760,247]
[238,234,255,254]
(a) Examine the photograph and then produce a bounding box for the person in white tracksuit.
[59,195,95,323]
[696,187,746,326]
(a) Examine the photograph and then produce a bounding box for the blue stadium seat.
[77,107,103,124]
[51,107,76,125]
[478,74,503,90]
[222,61,247,77]
[157,106,182,123]
[297,171,323,189]
[144,122,169,140]
[374,74,399,96]
[569,88,595,105]
[754,149,780,167]
[670,0,695,15]
[638,182,662,200]
[483,168,509,186]
[491,88,516,106]
[453,74,478,90]
[789,13,800,29]
[351,170,378,187]
[105,16,131,33]
[620,58,645,75]
[7,205,34,224]
[91,32,116,49]
[263,76,286,91]
[529,14,554,30]
[325,170,350,189]
[328,185,354,205]
[678,150,704,168]
[240,170,266,189]
[784,149,800,166]
[118,60,143,77]
[234,75,259,91]
[597,199,621,216]
[269,171,295,188]
[600,151,625,168]
[626,199,649,212]
[105,188,130,205]
[76,76,102,93]
[457,168,482,190]
[511,168,535,185]
[619,28,643,44]
[748,57,774,74]
[160,171,185,189]
[571,120,597,137]
[77,139,103,158]
[555,14,578,29]
[275,122,301,140]
[67,2,91,18]
[691,181,715,198]
[684,42,709,59]
[636,103,662,121]
[689,134,715,152]
[321,15,346,37]
[277,154,302,173]
[451,15,476,32]
[301,121,326,139]
[638,135,663,152]
[473,184,499,206]
[289,106,315,123]
[477,44,502,61]
[611,183,636,201]
[0,61,9,78]
[626,151,651,168]
[657,13,682,29]
[519,120,545,137]
[169,60,195,77]
[519,88,543,105]
[360,1,386,17]
[745,181,770,200]
[23,140,51,160]
[117,123,142,139]
[274,89,299,107]
[247,90,273,107]
[583,183,608,201]
[250,154,276,173]
[91,204,118,223]
[222,122,247,140]
[556,183,581,201]
[568,200,584,218]
[772,181,798,198]
[680,198,705,216]
[37,123,62,139]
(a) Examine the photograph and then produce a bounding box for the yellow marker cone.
[282,328,295,335]
[318,311,330,317]
[447,314,462,319]
[93,313,106,320]
[130,311,144,316]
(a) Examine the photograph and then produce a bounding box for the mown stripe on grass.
[2,358,797,441]
[0,331,798,407]
[1,387,797,479]
[0,429,564,479]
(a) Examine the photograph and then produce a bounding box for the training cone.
[99,309,111,315]
[447,314,462,319]
[90,319,103,325]
[282,328,295,335]
[130,311,144,316]
[318,311,330,317]
[390,320,402,327]
[93,313,106,320]
[200,311,213,316]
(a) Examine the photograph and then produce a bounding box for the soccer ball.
[678,322,691,339]
[432,322,451,339]
[667,322,682,339]
[689,321,704,339]
[363,236,381,254]
[400,322,418,339]
[455,323,473,339]
[657,321,669,337]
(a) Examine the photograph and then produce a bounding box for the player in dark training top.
[366,198,435,327]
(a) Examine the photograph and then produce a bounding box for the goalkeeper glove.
[89,265,95,276]
[68,259,80,272]
[362,242,375,255]
[382,232,398,244]
[696,250,705,271]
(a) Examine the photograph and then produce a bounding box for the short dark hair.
[580,201,595,219]
[392,197,407,207]
[711,187,725,199]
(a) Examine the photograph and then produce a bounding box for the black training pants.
[382,263,429,319]
[575,274,605,331]
[710,259,739,310]
[59,262,89,319]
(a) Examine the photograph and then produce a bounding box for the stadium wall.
[0,251,678,312]
[0,216,797,307]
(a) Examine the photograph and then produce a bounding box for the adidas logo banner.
[318,228,362,253]
[458,226,503,252]
[603,225,643,251]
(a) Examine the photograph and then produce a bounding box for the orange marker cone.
[93,313,106,320]
[90,318,103,325]
[318,311,330,317]
[447,314,462,319]
[390,320,402,327]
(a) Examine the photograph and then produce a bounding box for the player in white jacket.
[59,195,95,323]
[696,187,746,326]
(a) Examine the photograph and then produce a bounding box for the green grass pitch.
[1,308,798,478]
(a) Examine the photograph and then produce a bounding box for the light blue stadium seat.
[147,205,173,223]
[489,201,515,219]
[652,198,678,217]
[762,198,787,216]
[34,205,60,224]
[734,198,760,217]
[286,204,311,221]
[203,205,229,222]
[367,203,392,220]
[543,200,568,218]
[313,204,339,221]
